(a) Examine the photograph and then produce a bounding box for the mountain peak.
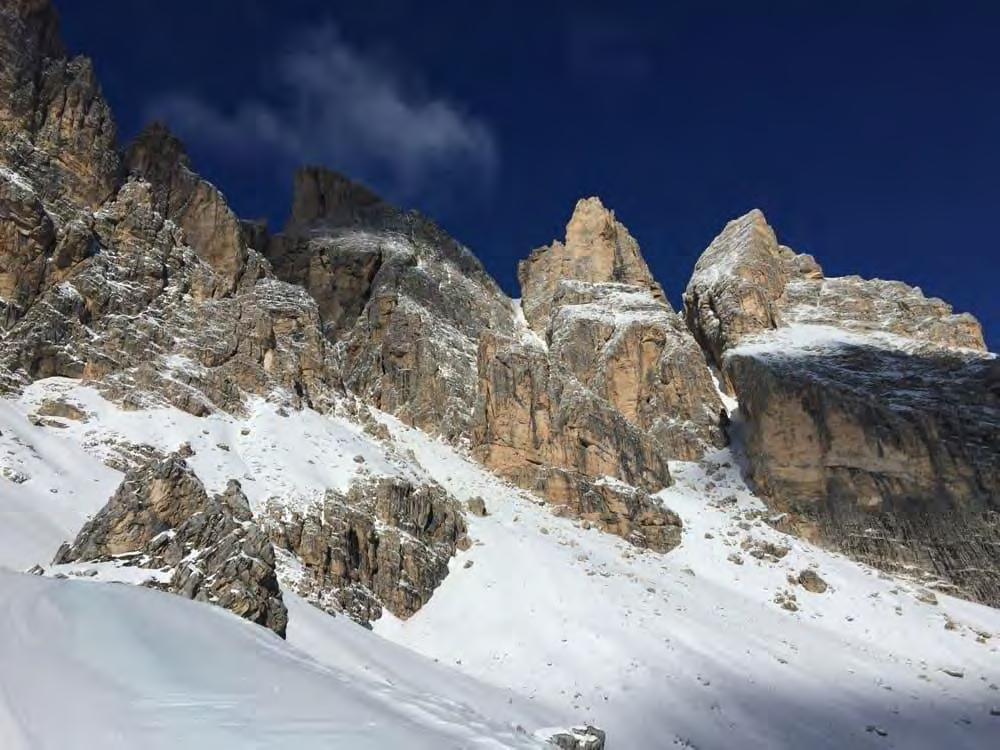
[517,197,667,331]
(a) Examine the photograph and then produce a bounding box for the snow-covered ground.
[0,570,554,749]
[2,377,999,748]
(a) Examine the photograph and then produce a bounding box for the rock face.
[263,477,468,626]
[0,0,699,564]
[124,122,249,295]
[686,210,1000,605]
[0,1,335,414]
[472,199,726,550]
[518,196,665,330]
[0,0,117,326]
[0,0,119,219]
[685,209,986,372]
[54,453,288,636]
[264,167,515,439]
[0,172,333,415]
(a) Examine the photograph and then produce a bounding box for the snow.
[550,283,674,330]
[725,323,906,359]
[7,378,413,524]
[373,417,1000,749]
[2,377,999,749]
[0,570,551,749]
[511,297,547,350]
[0,164,35,194]
[0,398,119,568]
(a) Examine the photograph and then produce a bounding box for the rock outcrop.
[0,1,336,413]
[264,477,469,626]
[518,196,665,330]
[684,209,986,373]
[0,0,116,326]
[0,173,333,415]
[686,209,1000,604]
[264,167,515,439]
[548,725,607,750]
[124,122,249,295]
[0,0,119,219]
[471,198,725,550]
[54,453,288,636]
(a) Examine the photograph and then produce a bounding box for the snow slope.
[375,417,1000,749]
[2,377,999,748]
[0,570,554,749]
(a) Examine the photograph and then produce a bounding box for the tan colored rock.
[473,332,671,494]
[35,398,87,421]
[0,0,119,217]
[0,176,56,324]
[471,333,683,551]
[685,209,999,606]
[125,123,249,295]
[545,282,725,460]
[684,209,985,372]
[469,198,724,547]
[466,496,488,517]
[731,345,1000,604]
[797,569,828,594]
[519,197,665,331]
[265,168,515,438]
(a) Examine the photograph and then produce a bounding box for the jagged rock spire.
[518,196,666,331]
[0,0,120,214]
[125,122,248,294]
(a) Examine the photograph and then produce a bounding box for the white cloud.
[149,25,497,199]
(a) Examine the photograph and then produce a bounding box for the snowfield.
[0,571,553,749]
[1,377,998,748]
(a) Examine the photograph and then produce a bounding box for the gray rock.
[264,476,468,626]
[466,496,488,517]
[54,453,287,636]
[548,725,606,749]
[797,569,828,594]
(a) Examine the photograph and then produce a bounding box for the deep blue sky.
[58,1,999,347]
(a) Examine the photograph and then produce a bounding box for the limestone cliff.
[685,209,999,604]
[264,167,515,439]
[471,198,726,550]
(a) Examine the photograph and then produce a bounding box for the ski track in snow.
[1,377,998,749]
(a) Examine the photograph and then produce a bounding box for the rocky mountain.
[1,1,999,748]
[686,210,999,605]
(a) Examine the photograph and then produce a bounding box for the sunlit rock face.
[518,196,667,331]
[685,209,999,605]
[55,453,289,637]
[0,2,335,414]
[125,122,249,296]
[472,198,729,551]
[264,167,516,439]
